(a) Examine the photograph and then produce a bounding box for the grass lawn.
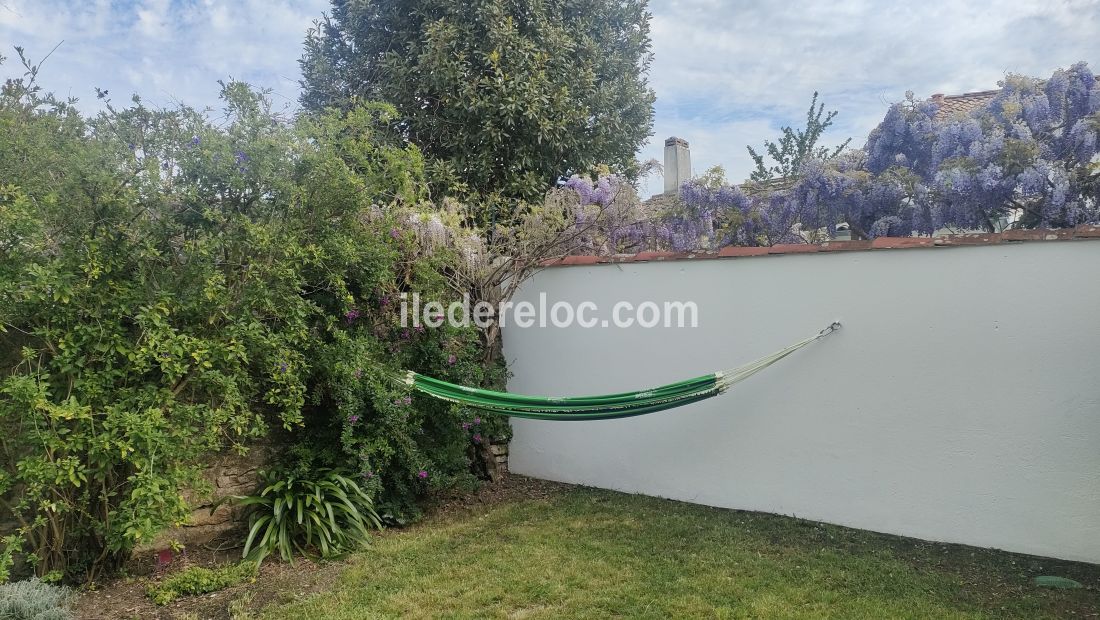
[261,479,1099,619]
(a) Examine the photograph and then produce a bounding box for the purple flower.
[348,414,360,423]
[403,396,412,405]
[472,433,482,444]
[565,175,597,205]
[417,470,428,479]
[390,228,400,239]
[401,329,411,340]
[473,416,481,425]
[447,354,457,365]
[461,422,471,430]
[190,135,201,146]
[380,295,390,308]
[234,150,250,164]
[415,325,425,334]
[345,308,361,323]
[277,361,288,373]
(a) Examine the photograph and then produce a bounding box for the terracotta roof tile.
[930,90,1000,120]
[543,229,1100,269]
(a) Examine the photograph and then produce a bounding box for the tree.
[299,0,656,218]
[746,91,851,183]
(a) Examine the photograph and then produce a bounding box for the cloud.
[0,0,327,111]
[640,0,1100,196]
[1,0,1097,198]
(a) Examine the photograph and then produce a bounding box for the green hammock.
[401,322,841,421]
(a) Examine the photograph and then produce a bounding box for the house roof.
[930,89,1000,119]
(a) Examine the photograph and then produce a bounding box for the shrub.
[0,62,510,582]
[236,469,381,563]
[0,578,74,620]
[145,561,258,606]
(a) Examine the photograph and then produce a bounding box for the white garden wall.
[502,239,1100,564]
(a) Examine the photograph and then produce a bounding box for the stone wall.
[136,444,271,554]
[138,439,509,553]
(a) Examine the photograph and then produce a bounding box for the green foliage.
[235,469,381,563]
[747,91,852,183]
[300,0,656,216]
[0,65,508,583]
[0,577,74,620]
[145,561,258,605]
[0,78,316,581]
[0,535,21,583]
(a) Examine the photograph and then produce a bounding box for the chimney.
[663,137,691,195]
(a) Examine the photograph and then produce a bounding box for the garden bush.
[0,60,509,582]
[0,577,74,620]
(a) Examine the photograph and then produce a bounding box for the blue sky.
[2,0,1098,197]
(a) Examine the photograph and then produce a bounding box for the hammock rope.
[402,322,841,421]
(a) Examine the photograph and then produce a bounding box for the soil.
[73,475,570,620]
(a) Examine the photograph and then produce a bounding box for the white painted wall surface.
[502,241,1100,564]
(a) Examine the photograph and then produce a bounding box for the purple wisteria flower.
[564,175,596,205]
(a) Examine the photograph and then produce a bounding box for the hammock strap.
[716,321,841,390]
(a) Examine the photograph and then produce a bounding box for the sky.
[1,0,1098,198]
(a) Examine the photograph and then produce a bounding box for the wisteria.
[859,61,1100,233]
[657,61,1100,249]
[563,174,657,253]
[407,65,1097,259]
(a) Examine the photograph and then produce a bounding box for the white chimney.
[663,137,691,195]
